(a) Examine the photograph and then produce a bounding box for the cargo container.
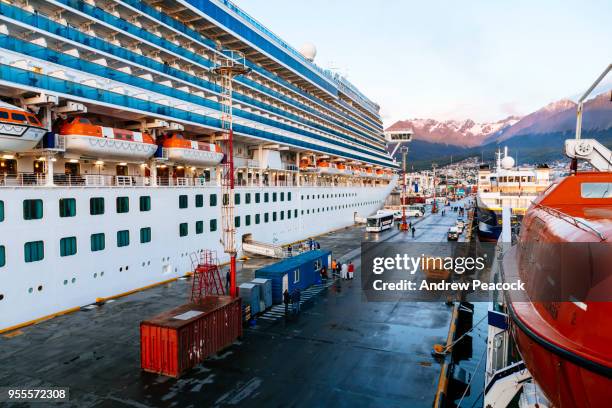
[238,283,261,315]
[140,296,242,378]
[255,250,331,304]
[251,278,273,310]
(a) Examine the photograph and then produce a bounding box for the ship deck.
[1,212,465,407]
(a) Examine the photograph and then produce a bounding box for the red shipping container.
[140,296,242,378]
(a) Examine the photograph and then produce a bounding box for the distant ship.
[0,0,398,332]
[475,147,551,241]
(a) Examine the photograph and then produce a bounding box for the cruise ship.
[0,0,397,332]
[476,148,551,241]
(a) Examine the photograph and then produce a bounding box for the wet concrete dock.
[0,206,468,407]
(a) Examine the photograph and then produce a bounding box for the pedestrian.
[316,241,321,249]
[321,266,328,281]
[336,260,342,277]
[331,259,337,274]
[225,270,230,294]
[287,245,292,257]
[348,261,354,279]
[411,227,416,238]
[308,238,313,250]
[341,262,348,280]
[283,289,290,319]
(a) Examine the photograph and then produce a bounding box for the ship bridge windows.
[23,199,43,220]
[59,198,76,218]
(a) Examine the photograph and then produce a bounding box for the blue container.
[251,278,273,310]
[239,283,260,315]
[255,250,331,304]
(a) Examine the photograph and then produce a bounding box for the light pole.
[400,146,409,231]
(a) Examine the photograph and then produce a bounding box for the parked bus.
[406,205,425,217]
[366,212,394,232]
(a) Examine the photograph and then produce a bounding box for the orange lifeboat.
[317,159,339,175]
[337,163,353,175]
[161,133,223,166]
[364,167,374,177]
[0,101,46,152]
[299,157,315,171]
[375,168,384,177]
[506,172,612,407]
[59,117,157,160]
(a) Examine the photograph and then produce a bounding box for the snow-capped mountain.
[386,116,521,147]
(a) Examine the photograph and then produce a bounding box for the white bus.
[406,205,425,217]
[366,212,395,232]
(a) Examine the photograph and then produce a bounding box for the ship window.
[27,115,41,126]
[273,192,277,202]
[210,219,217,231]
[60,237,77,257]
[581,183,612,198]
[179,223,188,237]
[0,245,4,267]
[116,197,129,213]
[195,194,204,208]
[287,210,291,219]
[11,113,26,121]
[91,233,105,252]
[196,221,204,234]
[90,197,104,215]
[273,212,277,222]
[288,192,292,201]
[235,193,240,205]
[235,216,240,228]
[0,111,7,119]
[255,214,260,224]
[0,200,4,222]
[255,193,260,203]
[280,211,284,220]
[140,227,151,243]
[24,241,44,263]
[179,195,188,209]
[140,196,151,212]
[79,118,90,124]
[245,193,251,204]
[264,193,269,202]
[280,192,284,201]
[245,215,251,226]
[210,194,217,206]
[59,198,76,217]
[264,213,269,223]
[294,209,298,218]
[23,199,43,220]
[117,230,130,247]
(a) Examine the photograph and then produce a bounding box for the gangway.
[242,239,285,259]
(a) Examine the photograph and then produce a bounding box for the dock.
[1,204,472,407]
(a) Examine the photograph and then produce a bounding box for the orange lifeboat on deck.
[59,117,157,160]
[0,101,47,152]
[317,159,339,175]
[337,163,353,175]
[161,133,223,166]
[505,172,612,407]
[364,167,374,177]
[299,157,316,172]
[375,168,384,177]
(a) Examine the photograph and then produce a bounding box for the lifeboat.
[317,159,340,175]
[364,167,374,178]
[0,101,47,152]
[299,157,316,172]
[504,172,612,407]
[375,168,384,178]
[60,117,157,160]
[161,133,223,166]
[336,163,353,175]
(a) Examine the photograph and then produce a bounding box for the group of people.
[283,288,301,317]
[331,259,355,279]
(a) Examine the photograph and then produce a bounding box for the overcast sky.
[232,0,611,126]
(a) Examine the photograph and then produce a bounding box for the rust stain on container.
[140,296,242,378]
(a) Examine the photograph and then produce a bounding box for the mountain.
[386,116,520,147]
[386,91,612,168]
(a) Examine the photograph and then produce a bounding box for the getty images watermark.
[360,242,522,302]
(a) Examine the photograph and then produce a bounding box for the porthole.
[28,287,33,293]
[100,272,104,277]
[142,262,145,267]
[63,280,68,285]
[37,285,43,292]
[125,266,129,271]
[147,261,151,266]
[71,278,76,283]
[94,273,98,278]
[119,267,123,272]
[0,294,4,300]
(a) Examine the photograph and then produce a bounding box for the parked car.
[447,227,459,241]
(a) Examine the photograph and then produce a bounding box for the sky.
[231,0,611,126]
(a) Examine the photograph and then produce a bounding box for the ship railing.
[0,173,46,187]
[234,158,260,168]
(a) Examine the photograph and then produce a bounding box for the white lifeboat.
[0,101,47,152]
[161,133,223,166]
[59,117,157,160]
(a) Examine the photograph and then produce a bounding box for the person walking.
[341,262,348,280]
[348,261,355,279]
[331,259,337,275]
[411,226,416,238]
[336,260,342,278]
[283,289,290,319]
